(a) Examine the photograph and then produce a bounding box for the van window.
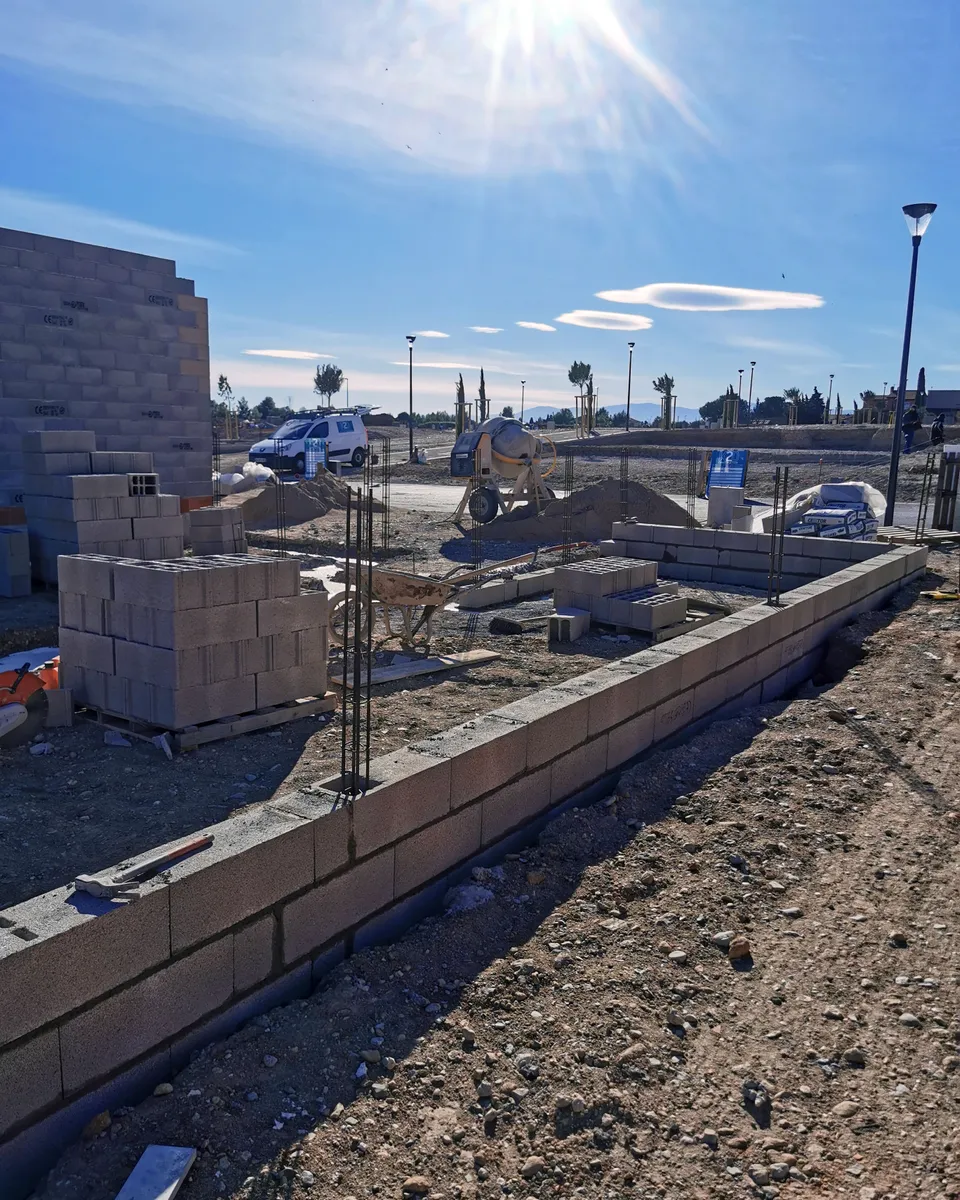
[309,421,330,438]
[336,419,353,434]
[274,420,312,440]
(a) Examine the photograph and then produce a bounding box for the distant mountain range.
[516,402,703,425]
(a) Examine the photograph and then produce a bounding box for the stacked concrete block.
[188,505,247,555]
[0,226,212,508]
[58,555,328,729]
[553,557,688,635]
[706,485,745,527]
[21,430,185,582]
[0,526,30,596]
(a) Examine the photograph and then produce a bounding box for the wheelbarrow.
[328,542,588,648]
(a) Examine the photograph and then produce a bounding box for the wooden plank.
[114,1145,196,1200]
[333,649,500,688]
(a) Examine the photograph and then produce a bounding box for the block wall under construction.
[0,226,212,506]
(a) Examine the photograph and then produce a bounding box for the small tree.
[594,406,613,427]
[237,397,250,420]
[217,374,233,405]
[652,373,676,428]
[502,405,514,418]
[313,363,344,407]
[754,395,788,424]
[478,368,488,422]
[552,407,575,427]
[257,396,278,423]
[699,396,725,422]
[797,386,824,424]
[568,361,591,394]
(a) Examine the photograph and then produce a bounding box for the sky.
[1,0,959,420]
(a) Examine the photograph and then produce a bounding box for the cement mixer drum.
[449,417,556,524]
[450,417,543,482]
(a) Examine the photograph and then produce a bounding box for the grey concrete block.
[20,430,96,453]
[165,808,314,954]
[115,600,258,648]
[89,451,154,474]
[131,515,184,539]
[411,714,528,809]
[282,849,395,965]
[549,735,609,803]
[233,914,276,994]
[676,545,718,566]
[124,675,257,727]
[480,764,553,845]
[255,662,326,707]
[0,880,170,1047]
[256,591,326,636]
[394,804,482,896]
[351,748,452,858]
[606,709,655,770]
[43,687,74,728]
[0,1029,62,1140]
[21,451,92,476]
[668,632,721,690]
[60,936,232,1094]
[58,627,115,674]
[653,691,696,743]
[25,474,129,499]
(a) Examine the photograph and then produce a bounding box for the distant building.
[924,390,960,422]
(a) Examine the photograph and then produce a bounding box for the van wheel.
[294,455,305,475]
[351,447,366,468]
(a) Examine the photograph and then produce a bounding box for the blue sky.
[1,0,958,418]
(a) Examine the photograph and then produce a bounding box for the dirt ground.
[0,550,756,910]
[36,555,960,1200]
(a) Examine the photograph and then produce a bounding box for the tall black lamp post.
[626,341,635,430]
[747,361,756,413]
[884,203,937,525]
[406,335,416,461]
[520,380,526,423]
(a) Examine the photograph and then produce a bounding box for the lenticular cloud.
[596,283,824,312]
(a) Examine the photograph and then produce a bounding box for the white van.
[249,410,369,474]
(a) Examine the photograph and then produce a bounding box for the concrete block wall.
[58,555,328,728]
[187,505,246,556]
[20,430,184,583]
[0,227,212,506]
[608,520,888,591]
[0,526,30,596]
[0,543,927,1186]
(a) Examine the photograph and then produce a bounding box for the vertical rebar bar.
[365,487,374,791]
[381,438,392,553]
[915,451,936,543]
[619,445,629,522]
[775,466,789,601]
[767,467,782,606]
[212,428,222,507]
[471,448,482,572]
[562,453,574,562]
[686,449,698,529]
[340,488,352,790]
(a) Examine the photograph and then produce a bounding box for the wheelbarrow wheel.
[328,593,373,647]
[468,485,499,524]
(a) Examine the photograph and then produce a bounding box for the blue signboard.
[705,449,749,495]
[304,438,328,478]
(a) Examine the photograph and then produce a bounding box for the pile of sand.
[221,471,378,530]
[483,478,692,543]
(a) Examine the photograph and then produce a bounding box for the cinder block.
[282,849,395,965]
[548,607,591,642]
[412,714,528,809]
[0,572,30,597]
[21,429,96,453]
[114,600,258,649]
[653,691,695,743]
[21,451,92,475]
[233,914,275,994]
[60,936,233,1094]
[125,675,257,727]
[480,764,553,845]
[256,591,327,636]
[714,529,759,551]
[43,687,74,727]
[597,539,626,556]
[0,1029,62,1140]
[669,632,721,690]
[271,791,351,883]
[619,647,683,709]
[0,526,28,568]
[677,545,718,566]
[394,804,482,896]
[351,748,452,857]
[25,474,129,499]
[58,626,115,673]
[624,540,663,561]
[458,580,506,610]
[549,734,610,803]
[0,881,170,1047]
[606,709,655,770]
[554,561,622,597]
[131,514,184,538]
[166,808,314,954]
[553,666,643,738]
[652,523,695,545]
[255,662,326,707]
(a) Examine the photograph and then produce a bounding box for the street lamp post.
[747,361,756,413]
[884,202,937,525]
[520,380,526,423]
[626,342,635,431]
[737,368,744,428]
[406,335,416,461]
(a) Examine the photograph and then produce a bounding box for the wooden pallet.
[80,692,337,752]
[877,527,960,548]
[332,649,500,688]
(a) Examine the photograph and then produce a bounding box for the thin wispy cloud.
[516,321,556,332]
[725,336,830,358]
[470,326,503,334]
[243,349,332,360]
[412,330,449,338]
[389,360,479,370]
[0,185,238,263]
[555,309,654,332]
[597,283,825,312]
[0,0,704,177]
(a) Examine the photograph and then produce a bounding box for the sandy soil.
[36,555,960,1200]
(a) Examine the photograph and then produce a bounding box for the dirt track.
[38,555,960,1200]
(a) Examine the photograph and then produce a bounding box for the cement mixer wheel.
[468,486,500,524]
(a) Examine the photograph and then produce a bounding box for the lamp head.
[903,203,936,239]
[627,341,635,350]
[750,361,756,368]
[406,335,416,347]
